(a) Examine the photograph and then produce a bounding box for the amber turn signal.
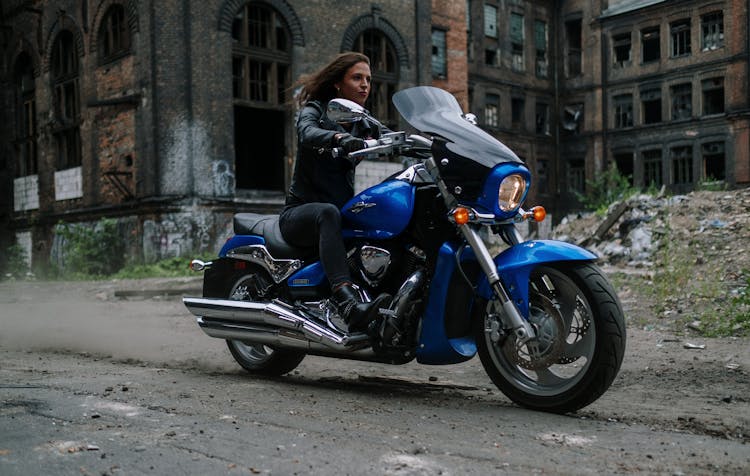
[530,206,546,222]
[453,207,470,225]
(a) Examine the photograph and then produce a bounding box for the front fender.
[477,240,597,317]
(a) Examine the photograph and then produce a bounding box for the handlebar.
[332,132,430,161]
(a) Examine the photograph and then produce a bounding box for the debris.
[721,395,733,403]
[683,343,706,350]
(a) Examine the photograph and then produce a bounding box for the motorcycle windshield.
[392,86,523,167]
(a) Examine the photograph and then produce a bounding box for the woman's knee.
[316,203,342,227]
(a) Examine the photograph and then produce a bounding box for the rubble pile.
[551,187,750,335]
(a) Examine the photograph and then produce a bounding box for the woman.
[280,52,391,332]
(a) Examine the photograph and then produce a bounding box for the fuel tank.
[341,179,415,240]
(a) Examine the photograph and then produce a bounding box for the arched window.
[231,2,292,192]
[98,4,131,63]
[51,30,82,170]
[13,53,37,178]
[353,29,399,128]
[232,2,291,105]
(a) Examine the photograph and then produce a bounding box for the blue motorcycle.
[183,86,626,413]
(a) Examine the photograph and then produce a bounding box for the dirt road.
[1,278,748,475]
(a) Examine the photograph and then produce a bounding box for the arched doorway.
[231,2,291,193]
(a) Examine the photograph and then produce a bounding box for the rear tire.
[224,271,305,376]
[476,262,625,413]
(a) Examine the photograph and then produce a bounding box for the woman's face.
[335,61,371,107]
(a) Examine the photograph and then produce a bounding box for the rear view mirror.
[327,98,366,124]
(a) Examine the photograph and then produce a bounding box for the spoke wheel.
[477,263,625,413]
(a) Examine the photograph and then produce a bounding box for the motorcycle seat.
[233,213,314,260]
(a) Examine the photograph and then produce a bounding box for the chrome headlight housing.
[498,174,527,212]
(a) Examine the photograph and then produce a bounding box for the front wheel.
[477,262,625,413]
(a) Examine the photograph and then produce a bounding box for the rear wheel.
[225,272,305,376]
[476,262,625,413]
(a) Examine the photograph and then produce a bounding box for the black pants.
[279,202,350,287]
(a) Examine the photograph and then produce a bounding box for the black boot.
[332,283,391,333]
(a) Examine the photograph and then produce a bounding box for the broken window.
[510,13,524,72]
[641,27,660,63]
[485,48,499,67]
[535,101,549,135]
[642,149,663,188]
[511,96,525,129]
[641,87,662,124]
[565,19,582,77]
[670,19,691,57]
[51,30,82,171]
[671,83,692,120]
[535,20,548,78]
[14,53,37,177]
[671,146,693,185]
[232,3,290,105]
[484,4,497,38]
[484,93,499,128]
[701,142,725,181]
[567,158,586,194]
[562,103,583,133]
[431,28,447,79]
[613,33,631,67]
[702,77,724,115]
[613,94,633,128]
[701,11,724,51]
[98,4,130,64]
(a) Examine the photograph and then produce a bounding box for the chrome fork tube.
[459,225,536,342]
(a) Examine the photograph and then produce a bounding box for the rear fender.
[476,240,597,317]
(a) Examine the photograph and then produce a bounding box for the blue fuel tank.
[340,179,415,240]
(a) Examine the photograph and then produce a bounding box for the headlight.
[498,174,527,212]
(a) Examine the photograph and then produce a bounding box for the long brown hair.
[294,52,370,107]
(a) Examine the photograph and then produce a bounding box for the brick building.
[1,0,748,270]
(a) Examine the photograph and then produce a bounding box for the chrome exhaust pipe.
[183,297,369,351]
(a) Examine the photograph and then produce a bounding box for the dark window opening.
[568,158,586,194]
[484,93,499,128]
[670,19,691,57]
[671,83,692,120]
[485,48,499,66]
[535,102,549,135]
[51,30,81,170]
[702,77,724,115]
[701,11,724,51]
[14,53,37,177]
[232,3,291,192]
[641,27,660,63]
[642,149,663,188]
[641,88,662,124]
[671,146,693,185]
[613,33,631,67]
[565,19,582,77]
[614,94,633,128]
[702,142,725,181]
[535,20,548,78]
[614,153,634,186]
[511,97,525,129]
[98,4,130,63]
[536,159,549,194]
[432,28,447,79]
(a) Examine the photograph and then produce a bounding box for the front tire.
[224,271,305,376]
[476,262,625,413]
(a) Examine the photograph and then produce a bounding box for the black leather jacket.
[285,100,386,210]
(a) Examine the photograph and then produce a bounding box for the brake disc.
[503,294,566,370]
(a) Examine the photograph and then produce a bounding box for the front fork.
[458,225,537,343]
